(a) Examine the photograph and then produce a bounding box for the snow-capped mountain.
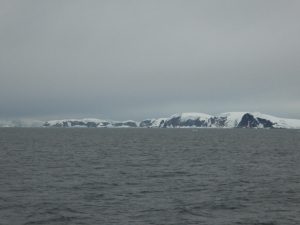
[234,112,300,129]
[214,112,300,129]
[139,112,300,129]
[1,112,299,128]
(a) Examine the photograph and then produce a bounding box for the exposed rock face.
[113,121,138,127]
[158,113,212,128]
[163,117,209,128]
[256,117,274,128]
[212,116,227,127]
[163,116,181,128]
[139,118,166,128]
[238,113,260,128]
[139,119,153,128]
[238,113,274,128]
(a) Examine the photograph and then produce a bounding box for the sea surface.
[0,128,300,225]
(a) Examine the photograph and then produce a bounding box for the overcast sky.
[0,0,300,120]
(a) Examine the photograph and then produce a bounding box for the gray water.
[0,128,300,225]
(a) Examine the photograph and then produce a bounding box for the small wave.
[23,215,78,225]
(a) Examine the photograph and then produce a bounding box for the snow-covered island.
[1,112,300,129]
[41,112,300,129]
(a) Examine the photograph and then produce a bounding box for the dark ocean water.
[0,128,300,225]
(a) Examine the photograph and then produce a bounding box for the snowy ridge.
[44,118,111,128]
[1,112,299,128]
[162,112,213,128]
[171,112,212,122]
[218,112,247,128]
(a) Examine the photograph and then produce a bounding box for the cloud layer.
[1,0,300,120]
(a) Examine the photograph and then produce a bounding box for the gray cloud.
[1,0,300,120]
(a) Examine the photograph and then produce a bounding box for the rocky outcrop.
[237,113,274,128]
